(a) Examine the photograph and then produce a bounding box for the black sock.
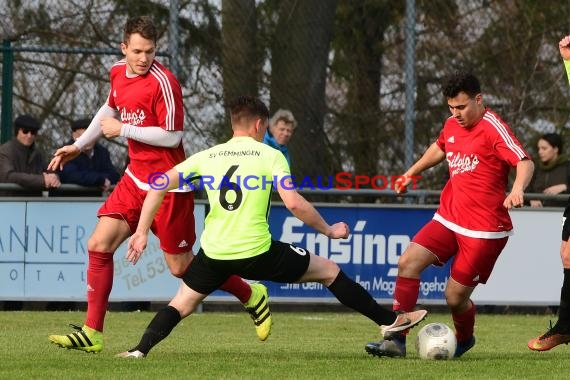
[327,270,396,326]
[131,305,182,355]
[557,268,570,330]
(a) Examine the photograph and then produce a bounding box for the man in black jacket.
[0,114,60,196]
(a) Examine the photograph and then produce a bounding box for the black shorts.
[182,240,311,295]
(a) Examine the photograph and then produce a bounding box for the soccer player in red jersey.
[527,36,570,351]
[47,16,271,353]
[365,71,534,358]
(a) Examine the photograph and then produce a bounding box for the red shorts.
[98,174,195,254]
[412,220,508,287]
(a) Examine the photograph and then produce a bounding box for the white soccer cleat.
[381,309,428,339]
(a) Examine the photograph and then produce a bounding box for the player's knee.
[165,254,192,278]
[87,235,109,252]
[562,255,570,268]
[397,253,417,276]
[323,260,341,284]
[445,289,467,311]
[170,266,187,278]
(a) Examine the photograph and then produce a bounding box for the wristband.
[564,60,570,85]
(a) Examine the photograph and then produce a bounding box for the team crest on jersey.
[119,107,146,126]
[446,152,479,177]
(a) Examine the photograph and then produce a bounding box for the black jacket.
[0,138,47,196]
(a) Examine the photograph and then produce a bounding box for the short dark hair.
[13,114,41,134]
[124,16,157,44]
[71,118,91,131]
[228,96,270,125]
[442,71,481,98]
[540,132,564,152]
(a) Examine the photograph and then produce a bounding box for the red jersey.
[107,59,186,182]
[435,108,529,238]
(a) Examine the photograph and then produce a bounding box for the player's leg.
[448,235,507,357]
[444,278,476,357]
[117,282,207,358]
[366,221,454,358]
[528,223,570,351]
[163,251,271,341]
[364,242,436,358]
[286,243,427,340]
[49,216,131,352]
[156,192,271,340]
[117,249,221,358]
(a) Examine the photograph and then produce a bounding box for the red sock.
[219,275,252,304]
[84,251,114,332]
[453,301,476,342]
[393,276,420,312]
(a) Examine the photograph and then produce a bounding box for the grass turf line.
[0,311,568,379]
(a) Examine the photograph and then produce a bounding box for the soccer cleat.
[49,324,103,353]
[454,336,476,357]
[116,350,146,358]
[381,309,428,339]
[365,336,407,358]
[244,282,272,341]
[528,321,570,351]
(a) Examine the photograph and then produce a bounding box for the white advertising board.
[0,201,205,301]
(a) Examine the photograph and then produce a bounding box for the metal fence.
[1,1,569,189]
[1,43,129,171]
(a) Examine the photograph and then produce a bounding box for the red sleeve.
[107,66,116,109]
[153,70,184,132]
[484,114,530,166]
[435,122,447,151]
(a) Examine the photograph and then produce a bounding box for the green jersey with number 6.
[174,136,290,259]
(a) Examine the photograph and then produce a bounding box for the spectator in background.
[263,109,297,167]
[0,114,60,196]
[58,118,120,196]
[528,132,570,207]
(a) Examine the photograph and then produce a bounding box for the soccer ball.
[415,322,457,360]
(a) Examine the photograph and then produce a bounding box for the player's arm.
[559,35,570,85]
[277,178,349,239]
[120,124,182,148]
[48,103,116,171]
[126,167,180,264]
[503,159,534,210]
[396,142,446,193]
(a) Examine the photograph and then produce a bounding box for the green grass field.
[0,310,567,379]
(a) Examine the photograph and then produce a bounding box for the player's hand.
[126,232,148,265]
[503,189,525,210]
[100,117,122,139]
[48,145,80,171]
[559,35,570,60]
[328,222,350,239]
[394,173,415,194]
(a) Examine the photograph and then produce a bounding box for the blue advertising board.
[0,200,564,305]
[263,205,451,304]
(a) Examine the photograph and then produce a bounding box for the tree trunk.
[221,0,258,139]
[270,0,338,177]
